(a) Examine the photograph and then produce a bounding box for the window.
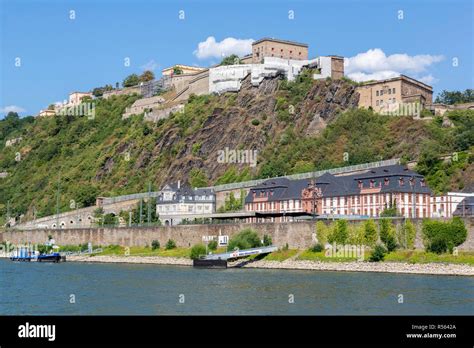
[376,91,379,96]
[381,90,384,96]
[376,100,379,106]
[393,88,396,93]
[388,89,392,94]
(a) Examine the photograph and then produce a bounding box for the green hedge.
[422,217,467,254]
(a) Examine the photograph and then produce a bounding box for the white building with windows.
[431,192,474,218]
[156,181,216,226]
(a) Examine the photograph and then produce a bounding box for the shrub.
[450,217,468,246]
[208,240,218,251]
[315,221,329,245]
[251,119,260,126]
[227,228,262,251]
[263,234,272,246]
[364,219,378,247]
[165,239,176,250]
[422,218,467,254]
[369,244,387,262]
[151,240,160,250]
[380,219,397,252]
[310,243,324,252]
[427,236,451,254]
[282,243,289,251]
[190,244,207,260]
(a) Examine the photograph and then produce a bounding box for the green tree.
[103,213,117,226]
[380,201,398,217]
[139,70,155,83]
[348,223,365,245]
[75,185,99,207]
[422,217,467,254]
[151,240,160,250]
[165,239,177,250]
[93,207,104,226]
[190,244,206,260]
[330,220,348,244]
[208,240,218,250]
[369,244,387,262]
[123,74,140,87]
[380,218,397,252]
[227,228,262,251]
[173,67,183,75]
[263,234,272,246]
[315,221,329,245]
[217,192,243,212]
[220,54,241,66]
[435,89,474,104]
[189,168,208,188]
[364,219,378,247]
[398,220,416,249]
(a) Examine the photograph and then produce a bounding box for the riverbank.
[67,254,192,266]
[65,254,474,276]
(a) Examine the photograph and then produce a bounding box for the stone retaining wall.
[2,218,474,250]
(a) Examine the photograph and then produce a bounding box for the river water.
[1,259,473,315]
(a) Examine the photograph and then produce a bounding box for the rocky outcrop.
[143,75,360,186]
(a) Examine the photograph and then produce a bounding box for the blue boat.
[9,246,65,263]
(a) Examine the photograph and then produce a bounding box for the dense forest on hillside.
[0,72,473,224]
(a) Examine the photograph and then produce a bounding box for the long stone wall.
[2,218,474,251]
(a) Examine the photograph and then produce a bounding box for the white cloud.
[418,74,439,85]
[344,48,444,83]
[0,105,26,114]
[193,36,254,60]
[141,59,159,71]
[348,71,400,82]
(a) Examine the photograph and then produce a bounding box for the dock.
[193,246,278,268]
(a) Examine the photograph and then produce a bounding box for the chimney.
[177,180,180,189]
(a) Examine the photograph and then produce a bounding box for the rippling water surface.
[1,259,473,315]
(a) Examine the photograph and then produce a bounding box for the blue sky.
[0,0,472,117]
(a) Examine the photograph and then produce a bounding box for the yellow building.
[68,91,92,105]
[37,109,56,117]
[251,38,309,63]
[356,75,433,113]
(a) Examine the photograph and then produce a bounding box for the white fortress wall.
[313,56,332,80]
[209,57,320,94]
[209,65,253,94]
